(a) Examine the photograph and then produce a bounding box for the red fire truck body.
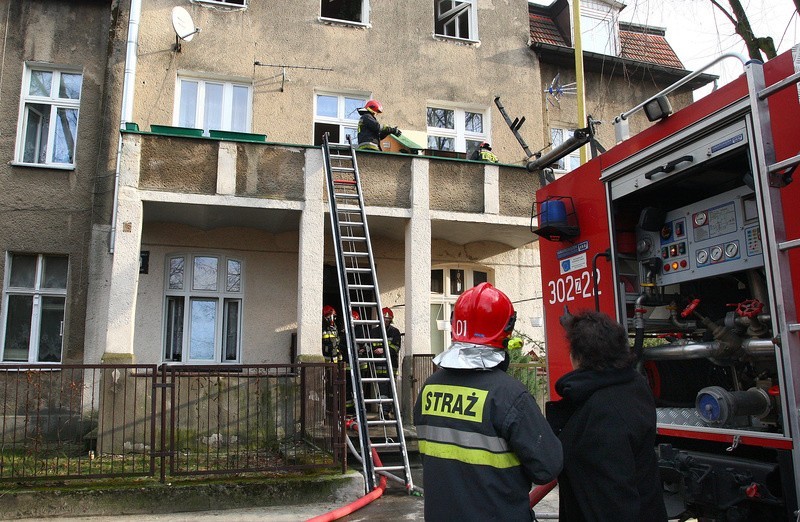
[536,47,800,520]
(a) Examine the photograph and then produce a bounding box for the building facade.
[1,0,710,415]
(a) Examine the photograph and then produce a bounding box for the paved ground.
[47,468,561,521]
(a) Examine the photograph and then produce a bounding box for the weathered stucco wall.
[235,145,306,200]
[140,136,219,193]
[0,1,118,363]
[132,0,542,165]
[357,153,413,209]
[429,160,485,212]
[499,165,539,218]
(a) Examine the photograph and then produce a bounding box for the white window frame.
[319,0,370,26]
[314,91,369,145]
[580,5,619,56]
[1,253,68,364]
[163,253,244,364]
[434,0,478,42]
[550,127,581,174]
[14,63,82,169]
[193,0,247,8]
[426,103,489,154]
[430,265,491,355]
[173,74,252,135]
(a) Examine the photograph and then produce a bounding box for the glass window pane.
[430,303,446,355]
[169,257,185,290]
[226,259,241,292]
[344,97,365,120]
[165,296,184,361]
[231,85,249,132]
[53,107,77,164]
[37,296,64,362]
[28,70,52,97]
[178,80,198,128]
[223,299,240,361]
[465,112,482,133]
[450,269,465,295]
[9,254,37,288]
[473,271,488,286]
[23,103,50,164]
[42,256,68,289]
[427,136,454,151]
[58,73,82,99]
[343,127,358,142]
[3,295,33,361]
[427,108,454,129]
[316,95,337,118]
[189,299,216,360]
[431,269,444,294]
[204,83,224,132]
[193,256,218,291]
[466,140,481,159]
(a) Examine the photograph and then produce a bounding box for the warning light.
[680,260,687,268]
[671,262,679,270]
[664,264,670,272]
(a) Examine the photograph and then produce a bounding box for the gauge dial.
[696,249,709,264]
[694,212,708,227]
[725,242,738,258]
[710,245,723,261]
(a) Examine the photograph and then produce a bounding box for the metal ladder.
[321,133,414,494]
[745,57,800,504]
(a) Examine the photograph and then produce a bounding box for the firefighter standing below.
[321,305,341,363]
[356,100,400,151]
[546,310,667,522]
[371,307,400,418]
[413,283,562,521]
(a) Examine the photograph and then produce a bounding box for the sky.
[618,0,798,97]
[530,0,799,98]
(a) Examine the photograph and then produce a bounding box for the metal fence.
[0,363,344,483]
[410,355,549,411]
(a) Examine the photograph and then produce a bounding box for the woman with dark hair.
[547,310,666,522]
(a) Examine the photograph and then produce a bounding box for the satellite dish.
[172,6,199,43]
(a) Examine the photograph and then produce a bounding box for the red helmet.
[382,307,394,322]
[323,305,336,318]
[351,310,360,320]
[479,142,492,150]
[451,283,516,349]
[364,100,383,115]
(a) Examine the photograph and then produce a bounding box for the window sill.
[433,34,480,46]
[318,17,370,29]
[192,0,247,10]
[10,161,75,171]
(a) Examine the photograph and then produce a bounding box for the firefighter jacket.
[413,343,563,521]
[322,320,340,362]
[546,367,667,522]
[370,324,400,377]
[357,111,393,149]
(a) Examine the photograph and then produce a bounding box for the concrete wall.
[131,0,542,165]
[0,1,121,363]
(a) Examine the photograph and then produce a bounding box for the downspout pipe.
[109,0,142,253]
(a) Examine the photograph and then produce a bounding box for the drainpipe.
[109,0,142,253]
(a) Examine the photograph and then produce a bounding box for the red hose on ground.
[306,448,388,522]
[530,479,557,508]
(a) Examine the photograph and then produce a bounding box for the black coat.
[546,368,667,522]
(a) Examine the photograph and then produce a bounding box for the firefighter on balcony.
[469,141,499,163]
[413,283,562,521]
[370,307,401,418]
[356,100,401,151]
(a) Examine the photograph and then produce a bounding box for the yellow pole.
[571,0,588,164]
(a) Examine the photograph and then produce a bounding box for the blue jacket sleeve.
[503,391,563,484]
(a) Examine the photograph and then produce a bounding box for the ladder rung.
[331,167,355,172]
[779,238,800,252]
[768,154,800,174]
[330,153,351,159]
[333,180,356,186]
[336,204,360,211]
[339,221,364,226]
[345,267,371,272]
[343,252,369,258]
[352,319,379,326]
[367,419,397,426]
[341,236,367,241]
[347,283,374,289]
[364,398,394,403]
[371,442,402,449]
[358,358,388,364]
[758,70,800,99]
[362,377,392,383]
[375,466,407,472]
[334,193,359,199]
[789,324,800,333]
[350,300,377,306]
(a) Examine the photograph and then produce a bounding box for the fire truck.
[534,47,800,521]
